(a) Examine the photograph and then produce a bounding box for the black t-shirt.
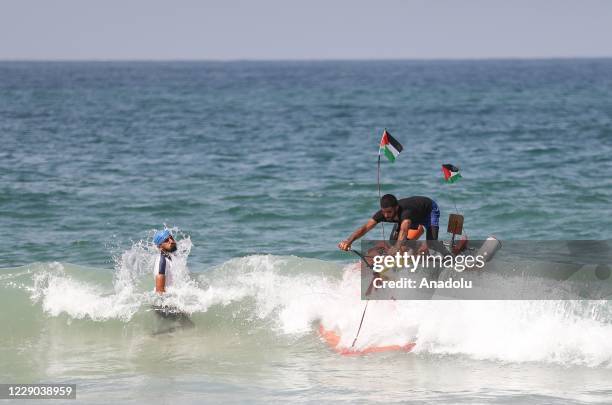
[372,196,433,228]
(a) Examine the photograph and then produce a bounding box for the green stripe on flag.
[382,147,396,162]
[445,173,462,183]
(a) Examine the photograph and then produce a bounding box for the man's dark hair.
[380,194,398,208]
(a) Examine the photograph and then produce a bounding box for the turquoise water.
[1,60,612,403]
[2,60,612,268]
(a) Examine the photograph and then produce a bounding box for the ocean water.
[1,60,612,403]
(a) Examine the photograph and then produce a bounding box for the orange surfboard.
[318,325,416,356]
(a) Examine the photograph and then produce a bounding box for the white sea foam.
[23,243,612,368]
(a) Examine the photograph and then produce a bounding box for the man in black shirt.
[338,194,444,253]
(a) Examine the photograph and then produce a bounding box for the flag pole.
[352,128,398,348]
[442,164,468,242]
[356,126,389,349]
[378,129,385,240]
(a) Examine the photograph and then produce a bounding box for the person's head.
[380,194,399,221]
[153,229,177,253]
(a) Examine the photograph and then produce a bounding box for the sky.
[1,0,611,60]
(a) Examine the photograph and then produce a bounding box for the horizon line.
[1,56,612,63]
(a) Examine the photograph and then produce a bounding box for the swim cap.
[153,229,171,246]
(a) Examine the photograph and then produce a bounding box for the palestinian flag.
[442,164,462,183]
[379,130,403,163]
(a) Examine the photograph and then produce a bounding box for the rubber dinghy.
[318,325,416,356]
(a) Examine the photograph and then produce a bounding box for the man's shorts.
[389,199,440,240]
[413,199,440,229]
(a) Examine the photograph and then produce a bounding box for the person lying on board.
[152,229,177,294]
[338,194,461,256]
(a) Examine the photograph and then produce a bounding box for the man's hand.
[338,240,352,251]
[339,219,377,252]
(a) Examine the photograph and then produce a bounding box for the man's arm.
[387,219,412,253]
[155,274,166,294]
[155,255,167,294]
[338,218,378,251]
[395,219,411,243]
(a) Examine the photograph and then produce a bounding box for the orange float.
[318,325,416,356]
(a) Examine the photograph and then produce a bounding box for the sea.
[1,59,612,404]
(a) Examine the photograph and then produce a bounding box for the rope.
[349,249,373,348]
[352,301,369,348]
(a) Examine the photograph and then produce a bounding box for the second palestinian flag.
[442,164,462,183]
